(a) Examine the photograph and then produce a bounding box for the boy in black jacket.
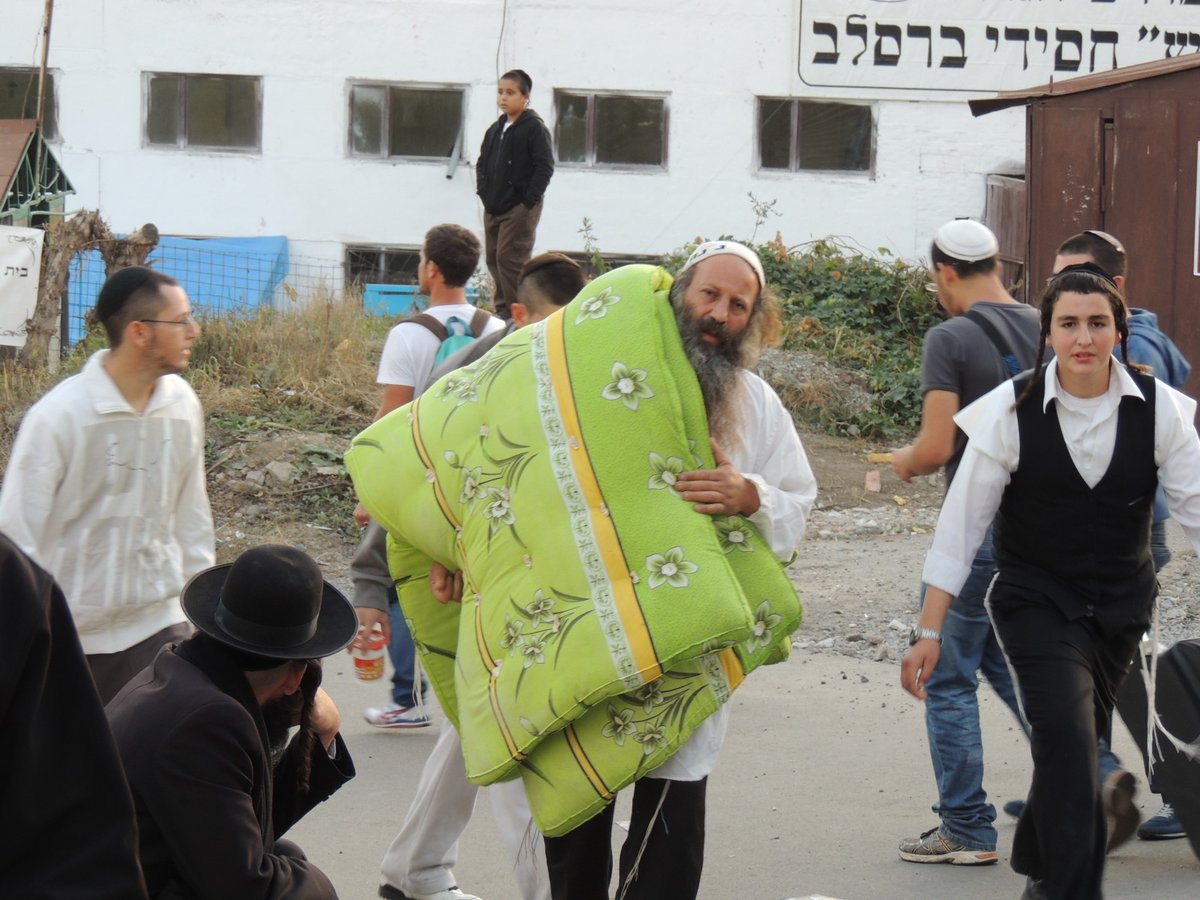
[476,68,554,319]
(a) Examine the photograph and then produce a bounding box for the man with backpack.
[891,219,1042,866]
[353,224,503,730]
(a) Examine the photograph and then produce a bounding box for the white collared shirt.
[923,357,1200,596]
[652,370,817,781]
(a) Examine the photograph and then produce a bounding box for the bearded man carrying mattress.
[347,241,816,900]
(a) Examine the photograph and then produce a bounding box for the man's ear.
[1114,274,1126,292]
[280,660,307,697]
[510,302,529,327]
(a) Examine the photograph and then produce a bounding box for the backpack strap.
[965,307,1022,378]
[408,313,448,342]
[469,309,494,338]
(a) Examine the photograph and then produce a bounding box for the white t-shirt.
[376,304,505,394]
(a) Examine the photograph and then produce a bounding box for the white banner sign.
[799,0,1200,94]
[0,225,45,347]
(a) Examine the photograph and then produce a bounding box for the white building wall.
[4,0,1032,275]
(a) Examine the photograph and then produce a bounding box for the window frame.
[0,66,58,140]
[346,81,467,162]
[552,89,669,171]
[756,97,875,175]
[344,244,423,287]
[142,72,263,153]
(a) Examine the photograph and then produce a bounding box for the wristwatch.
[909,625,943,647]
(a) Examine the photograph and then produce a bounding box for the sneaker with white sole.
[378,885,482,900]
[1137,802,1186,840]
[898,827,999,865]
[364,703,431,729]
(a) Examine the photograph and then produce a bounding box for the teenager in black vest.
[901,265,1200,900]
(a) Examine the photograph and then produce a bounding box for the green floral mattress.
[346,264,801,835]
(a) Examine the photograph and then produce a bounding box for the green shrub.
[764,238,942,438]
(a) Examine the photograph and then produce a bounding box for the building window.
[758,99,872,173]
[345,245,421,287]
[0,67,57,139]
[554,91,667,168]
[145,73,261,151]
[349,84,465,159]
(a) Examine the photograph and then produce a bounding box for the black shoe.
[1021,877,1050,900]
[1137,803,1186,840]
[1103,769,1140,851]
[1003,798,1026,819]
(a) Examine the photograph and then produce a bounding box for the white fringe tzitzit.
[1140,600,1200,778]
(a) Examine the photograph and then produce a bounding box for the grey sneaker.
[898,827,999,865]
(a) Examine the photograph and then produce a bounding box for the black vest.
[993,367,1158,635]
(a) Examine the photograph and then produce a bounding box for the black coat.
[106,635,355,899]
[476,109,555,214]
[0,534,148,899]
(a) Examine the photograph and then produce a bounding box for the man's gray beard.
[676,310,748,443]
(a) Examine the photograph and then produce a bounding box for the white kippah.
[933,219,999,263]
[678,240,765,287]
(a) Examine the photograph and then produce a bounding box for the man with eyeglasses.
[0,265,215,703]
[891,220,1042,867]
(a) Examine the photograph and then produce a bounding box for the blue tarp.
[67,235,289,344]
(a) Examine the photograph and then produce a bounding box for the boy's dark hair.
[1056,230,1126,279]
[516,253,585,312]
[423,225,482,288]
[928,242,998,280]
[501,69,532,96]
[95,266,180,347]
[1015,266,1134,408]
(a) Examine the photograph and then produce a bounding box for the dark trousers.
[543,776,706,900]
[483,201,542,318]
[990,584,1144,900]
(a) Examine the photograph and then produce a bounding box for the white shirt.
[653,370,817,780]
[923,357,1200,597]
[377,304,505,393]
[0,351,215,654]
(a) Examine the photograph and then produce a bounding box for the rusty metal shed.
[971,54,1200,399]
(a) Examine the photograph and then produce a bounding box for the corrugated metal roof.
[970,53,1200,116]
[0,119,37,204]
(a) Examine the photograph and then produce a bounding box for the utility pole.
[36,0,55,131]
[34,0,55,197]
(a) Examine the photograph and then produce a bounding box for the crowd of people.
[1,70,1198,900]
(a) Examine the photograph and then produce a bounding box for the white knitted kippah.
[933,219,999,263]
[678,240,765,287]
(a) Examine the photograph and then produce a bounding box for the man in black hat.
[0,265,215,703]
[106,544,359,899]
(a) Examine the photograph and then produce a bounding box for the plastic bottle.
[353,623,387,681]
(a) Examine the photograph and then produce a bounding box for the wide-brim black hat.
[182,544,357,660]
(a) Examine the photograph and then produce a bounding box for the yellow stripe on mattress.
[718,647,745,692]
[565,724,614,801]
[488,672,525,761]
[466,560,523,761]
[544,312,662,683]
[410,396,460,529]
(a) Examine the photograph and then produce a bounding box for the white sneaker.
[363,703,432,729]
[379,886,483,900]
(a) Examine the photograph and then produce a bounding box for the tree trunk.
[18,212,158,368]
